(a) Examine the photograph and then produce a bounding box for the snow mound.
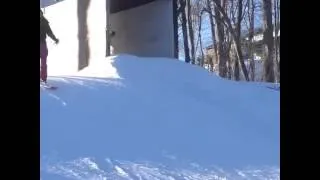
[41,54,280,180]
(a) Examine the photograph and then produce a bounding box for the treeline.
[176,0,280,82]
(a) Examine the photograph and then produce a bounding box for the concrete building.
[40,0,178,74]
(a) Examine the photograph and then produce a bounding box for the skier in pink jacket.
[40,9,59,83]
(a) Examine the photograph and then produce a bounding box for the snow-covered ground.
[41,54,280,180]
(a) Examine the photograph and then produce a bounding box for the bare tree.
[262,0,275,82]
[273,0,280,82]
[173,0,179,58]
[178,0,191,63]
[231,0,244,80]
[187,0,196,64]
[226,0,247,81]
[203,0,217,71]
[191,0,206,66]
[248,0,255,81]
[198,9,205,66]
[213,0,228,77]
[177,0,278,83]
[206,0,218,68]
[209,0,250,81]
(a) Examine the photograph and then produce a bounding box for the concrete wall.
[110,0,175,58]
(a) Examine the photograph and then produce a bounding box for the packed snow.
[40,54,280,180]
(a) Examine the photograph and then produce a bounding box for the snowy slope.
[41,54,280,180]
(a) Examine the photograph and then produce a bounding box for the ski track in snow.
[40,76,125,107]
[41,157,280,180]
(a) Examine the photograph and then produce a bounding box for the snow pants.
[40,42,48,82]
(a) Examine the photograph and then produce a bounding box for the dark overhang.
[110,0,156,14]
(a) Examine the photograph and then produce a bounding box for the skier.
[40,9,59,83]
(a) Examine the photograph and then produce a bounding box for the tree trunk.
[187,0,196,64]
[178,0,191,63]
[206,0,218,65]
[233,0,243,81]
[262,0,275,82]
[226,35,233,79]
[173,0,179,58]
[214,0,228,78]
[249,0,255,81]
[198,10,205,67]
[273,0,280,82]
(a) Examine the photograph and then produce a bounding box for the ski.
[40,82,58,90]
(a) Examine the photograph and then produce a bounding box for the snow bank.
[41,54,279,180]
